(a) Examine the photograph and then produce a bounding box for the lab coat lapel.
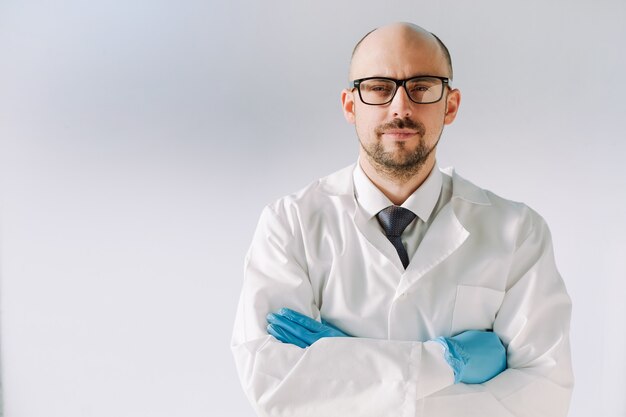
[354,207,406,272]
[319,163,406,272]
[394,168,491,296]
[396,200,469,297]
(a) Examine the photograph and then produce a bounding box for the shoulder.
[443,168,549,243]
[260,163,356,229]
[269,163,355,210]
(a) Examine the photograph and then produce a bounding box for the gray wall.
[1,1,624,416]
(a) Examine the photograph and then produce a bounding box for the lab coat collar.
[441,167,491,206]
[317,163,492,207]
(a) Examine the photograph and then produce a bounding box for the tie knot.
[377,206,416,237]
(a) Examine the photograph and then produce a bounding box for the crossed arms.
[231,205,573,417]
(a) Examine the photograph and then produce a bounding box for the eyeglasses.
[350,76,449,105]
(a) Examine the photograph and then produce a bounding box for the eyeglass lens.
[359,77,444,105]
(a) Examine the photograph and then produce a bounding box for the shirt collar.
[352,159,443,222]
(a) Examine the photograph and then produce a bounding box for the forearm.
[232,333,454,417]
[420,353,573,417]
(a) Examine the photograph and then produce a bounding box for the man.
[232,22,573,417]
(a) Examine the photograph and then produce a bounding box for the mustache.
[375,118,425,136]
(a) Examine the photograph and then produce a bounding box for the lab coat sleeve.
[422,207,574,417]
[231,205,455,417]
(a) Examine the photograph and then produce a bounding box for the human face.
[341,27,460,178]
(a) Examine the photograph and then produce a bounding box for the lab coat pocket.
[450,285,505,335]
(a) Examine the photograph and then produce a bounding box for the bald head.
[349,23,453,81]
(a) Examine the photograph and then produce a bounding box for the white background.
[1,1,625,416]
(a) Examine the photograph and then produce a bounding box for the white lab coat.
[231,164,573,417]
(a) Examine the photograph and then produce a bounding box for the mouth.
[381,130,419,140]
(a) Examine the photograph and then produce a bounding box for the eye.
[409,84,431,93]
[360,80,396,95]
[366,84,393,93]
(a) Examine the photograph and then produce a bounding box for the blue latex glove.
[434,330,507,384]
[266,308,349,348]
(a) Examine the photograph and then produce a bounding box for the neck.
[359,153,436,205]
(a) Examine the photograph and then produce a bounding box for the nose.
[388,84,413,118]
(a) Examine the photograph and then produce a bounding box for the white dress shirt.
[352,159,451,262]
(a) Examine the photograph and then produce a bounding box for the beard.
[358,117,441,182]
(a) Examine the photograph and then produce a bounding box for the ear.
[443,88,461,125]
[341,89,356,124]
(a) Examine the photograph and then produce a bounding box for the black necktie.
[377,206,416,269]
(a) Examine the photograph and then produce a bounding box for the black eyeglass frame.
[350,75,450,105]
